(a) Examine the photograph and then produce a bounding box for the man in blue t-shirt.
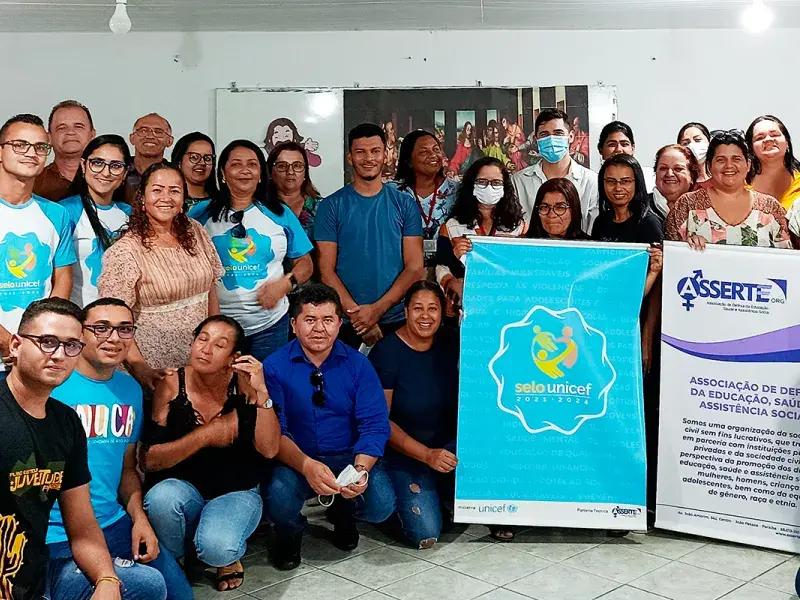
[315,123,425,349]
[46,298,192,600]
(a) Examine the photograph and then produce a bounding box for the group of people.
[2,96,800,600]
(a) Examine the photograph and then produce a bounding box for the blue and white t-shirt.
[47,369,143,544]
[0,195,76,338]
[61,195,131,307]
[189,201,312,335]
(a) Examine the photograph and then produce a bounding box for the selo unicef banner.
[658,242,800,552]
[455,238,649,529]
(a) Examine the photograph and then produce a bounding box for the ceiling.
[1,0,797,32]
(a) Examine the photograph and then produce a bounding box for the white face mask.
[688,140,709,163]
[474,186,504,206]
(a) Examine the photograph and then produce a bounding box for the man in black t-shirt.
[0,298,121,600]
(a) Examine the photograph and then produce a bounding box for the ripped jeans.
[384,449,455,549]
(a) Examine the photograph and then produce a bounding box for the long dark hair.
[208,139,284,223]
[598,154,653,223]
[67,134,131,251]
[171,132,219,199]
[677,122,711,144]
[745,115,800,181]
[526,177,587,240]
[451,156,524,232]
[395,130,444,191]
[266,141,321,203]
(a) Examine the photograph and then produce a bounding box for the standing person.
[591,154,663,244]
[47,298,193,600]
[677,122,712,189]
[34,101,96,202]
[0,298,122,600]
[266,141,322,243]
[392,130,458,267]
[667,130,791,249]
[262,283,395,570]
[171,132,217,209]
[61,135,132,307]
[513,108,599,233]
[189,140,313,362]
[315,124,424,349]
[651,144,699,218]
[598,121,636,161]
[746,115,800,211]
[0,114,76,374]
[125,114,173,203]
[98,163,223,372]
[368,281,459,549]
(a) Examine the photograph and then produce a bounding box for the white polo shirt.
[512,159,599,234]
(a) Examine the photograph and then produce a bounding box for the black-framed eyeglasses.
[538,203,570,216]
[19,334,85,357]
[187,152,214,165]
[229,210,246,239]
[0,140,52,157]
[310,369,325,407]
[83,324,137,340]
[474,178,504,190]
[86,158,127,177]
[711,129,745,141]
[274,161,305,174]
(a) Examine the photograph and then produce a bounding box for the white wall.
[2,29,796,169]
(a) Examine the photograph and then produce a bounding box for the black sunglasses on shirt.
[230,210,246,238]
[310,369,325,407]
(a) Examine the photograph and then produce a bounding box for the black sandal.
[215,564,245,592]
[489,525,515,542]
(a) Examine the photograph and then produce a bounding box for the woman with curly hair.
[99,162,224,372]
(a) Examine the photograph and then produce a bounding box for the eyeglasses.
[187,152,214,165]
[474,178,504,190]
[274,161,305,174]
[86,158,127,177]
[230,210,246,239]
[310,369,325,407]
[0,140,52,157]
[604,177,635,187]
[538,203,570,216]
[134,126,169,139]
[83,324,137,339]
[19,334,85,357]
[711,129,745,141]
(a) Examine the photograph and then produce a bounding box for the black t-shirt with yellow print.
[0,379,90,600]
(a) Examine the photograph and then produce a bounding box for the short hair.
[348,123,386,151]
[404,280,446,312]
[80,298,134,324]
[707,130,751,173]
[289,283,344,319]
[654,144,700,188]
[535,108,571,134]
[677,122,711,144]
[598,121,635,152]
[192,315,246,354]
[0,114,45,143]
[48,100,94,130]
[133,113,172,133]
[18,298,82,333]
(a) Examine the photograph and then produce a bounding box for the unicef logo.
[489,306,615,435]
[507,504,519,514]
[677,269,786,312]
[212,227,273,291]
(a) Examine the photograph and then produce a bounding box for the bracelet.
[96,576,122,587]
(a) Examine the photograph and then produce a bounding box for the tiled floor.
[191,506,800,600]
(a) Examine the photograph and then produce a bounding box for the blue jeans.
[144,479,262,568]
[385,452,455,548]
[246,312,290,362]
[263,453,396,537]
[45,514,193,600]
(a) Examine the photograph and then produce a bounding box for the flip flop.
[215,565,245,592]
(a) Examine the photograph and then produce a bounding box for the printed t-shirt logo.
[74,403,136,440]
[8,454,64,500]
[490,306,615,435]
[212,227,273,291]
[0,513,27,599]
[0,232,51,309]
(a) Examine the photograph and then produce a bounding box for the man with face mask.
[512,108,599,234]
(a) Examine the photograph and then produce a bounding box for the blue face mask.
[538,135,570,163]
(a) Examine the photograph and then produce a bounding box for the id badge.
[423,239,437,256]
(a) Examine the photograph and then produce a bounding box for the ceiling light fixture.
[742,0,772,33]
[109,0,132,34]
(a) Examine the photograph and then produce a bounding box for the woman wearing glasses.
[172,132,218,209]
[267,141,322,243]
[98,163,224,374]
[189,140,313,362]
[61,135,131,307]
[435,157,526,319]
[666,130,791,249]
[141,315,280,592]
[526,177,590,241]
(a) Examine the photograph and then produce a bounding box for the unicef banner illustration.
[657,242,800,552]
[455,238,649,529]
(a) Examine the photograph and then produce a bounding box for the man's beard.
[360,173,379,182]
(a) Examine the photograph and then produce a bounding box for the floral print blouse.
[665,189,791,248]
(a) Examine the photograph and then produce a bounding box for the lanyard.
[414,190,439,229]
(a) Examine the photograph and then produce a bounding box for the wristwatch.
[257,398,274,410]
